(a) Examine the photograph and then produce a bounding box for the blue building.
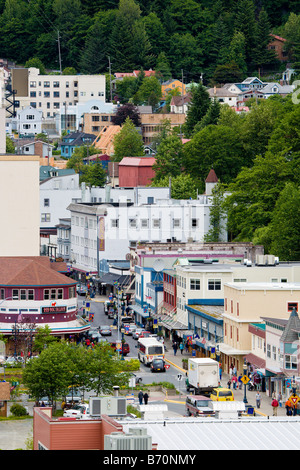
[60,132,96,158]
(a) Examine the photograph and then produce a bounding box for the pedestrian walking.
[143,392,149,405]
[272,398,279,416]
[285,399,292,416]
[138,390,144,405]
[219,363,222,381]
[232,375,238,390]
[227,379,231,389]
[173,342,178,356]
[238,374,242,390]
[255,392,261,409]
[277,392,282,408]
[179,342,184,355]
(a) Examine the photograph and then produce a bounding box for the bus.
[137,337,165,365]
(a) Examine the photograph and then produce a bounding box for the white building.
[67,194,223,275]
[13,105,42,135]
[12,67,106,119]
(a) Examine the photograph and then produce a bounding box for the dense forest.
[0,0,300,82]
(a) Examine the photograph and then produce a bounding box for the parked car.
[138,331,152,339]
[76,283,88,296]
[127,324,137,335]
[109,341,130,356]
[185,395,215,417]
[88,326,100,336]
[210,388,234,401]
[63,403,90,418]
[65,388,82,404]
[150,358,166,373]
[100,326,112,336]
[133,328,144,340]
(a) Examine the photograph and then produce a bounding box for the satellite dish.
[153,258,165,272]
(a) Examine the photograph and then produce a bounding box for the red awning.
[245,353,265,369]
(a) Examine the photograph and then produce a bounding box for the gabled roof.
[119,157,156,167]
[0,257,75,287]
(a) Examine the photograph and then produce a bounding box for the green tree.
[183,82,211,137]
[204,183,227,242]
[151,174,198,199]
[25,57,46,74]
[133,75,162,107]
[115,77,138,104]
[252,8,277,70]
[193,98,221,133]
[23,342,76,405]
[113,117,145,161]
[81,161,107,187]
[110,0,150,71]
[155,52,172,82]
[152,134,184,181]
[213,61,244,84]
[33,325,58,353]
[268,182,300,260]
[183,124,246,190]
[224,152,294,241]
[6,135,15,153]
[87,342,131,395]
[228,31,247,76]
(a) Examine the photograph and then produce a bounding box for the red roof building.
[118,157,156,187]
[0,256,89,354]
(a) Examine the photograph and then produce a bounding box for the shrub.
[10,404,28,417]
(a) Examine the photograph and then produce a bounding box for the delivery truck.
[186,358,219,395]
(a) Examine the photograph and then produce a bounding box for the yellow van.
[210,388,234,401]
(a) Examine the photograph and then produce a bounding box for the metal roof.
[121,418,300,450]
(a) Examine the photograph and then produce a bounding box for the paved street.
[0,294,294,449]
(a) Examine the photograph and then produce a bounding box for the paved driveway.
[0,419,33,450]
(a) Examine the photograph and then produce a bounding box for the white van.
[137,337,165,365]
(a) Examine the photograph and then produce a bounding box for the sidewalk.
[162,337,288,417]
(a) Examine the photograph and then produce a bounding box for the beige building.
[0,154,40,256]
[219,282,300,374]
[140,113,185,144]
[12,67,105,119]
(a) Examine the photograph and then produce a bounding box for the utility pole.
[57,30,62,75]
[108,56,113,102]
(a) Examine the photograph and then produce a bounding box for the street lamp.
[243,359,248,404]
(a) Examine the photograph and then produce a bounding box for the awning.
[98,272,132,287]
[157,314,189,331]
[245,353,266,369]
[131,304,150,318]
[217,342,250,356]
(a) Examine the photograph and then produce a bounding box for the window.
[153,219,161,228]
[191,219,198,228]
[208,279,221,290]
[20,289,27,300]
[190,279,200,290]
[267,344,271,358]
[288,302,298,312]
[44,91,50,98]
[28,290,34,300]
[53,81,60,88]
[30,81,36,87]
[92,116,100,122]
[129,219,137,228]
[44,81,50,88]
[12,289,19,299]
[141,219,149,228]
[41,213,51,222]
[57,289,63,299]
[69,286,75,298]
[111,219,119,228]
[44,289,50,300]
[30,91,36,97]
[44,199,50,207]
[272,346,276,361]
[173,219,181,228]
[285,355,297,370]
[53,91,60,97]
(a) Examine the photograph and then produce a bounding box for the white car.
[63,403,90,418]
[128,324,137,335]
[133,328,144,340]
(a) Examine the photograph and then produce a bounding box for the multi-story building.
[11,67,105,119]
[0,256,88,354]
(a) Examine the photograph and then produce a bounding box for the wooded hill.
[0,0,299,82]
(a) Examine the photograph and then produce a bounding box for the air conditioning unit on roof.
[104,428,152,450]
[89,396,127,417]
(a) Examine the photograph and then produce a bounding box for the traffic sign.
[289,394,300,405]
[177,374,183,381]
[165,364,170,370]
[241,375,250,385]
